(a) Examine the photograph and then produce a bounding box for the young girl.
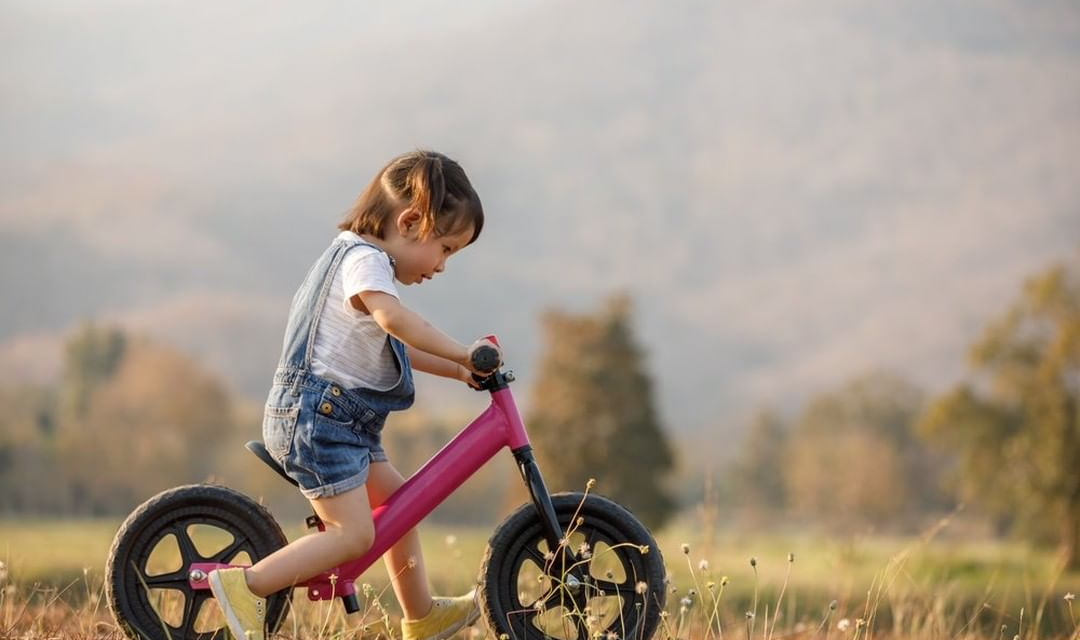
[209,150,499,640]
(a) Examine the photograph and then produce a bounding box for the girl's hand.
[457,365,483,389]
[464,338,502,375]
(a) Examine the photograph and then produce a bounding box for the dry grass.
[2,511,1079,640]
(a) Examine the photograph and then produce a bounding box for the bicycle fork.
[513,445,565,552]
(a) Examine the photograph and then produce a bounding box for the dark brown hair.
[339,150,484,244]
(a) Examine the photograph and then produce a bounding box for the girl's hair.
[339,150,484,244]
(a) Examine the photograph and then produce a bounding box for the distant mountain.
[2,0,1078,440]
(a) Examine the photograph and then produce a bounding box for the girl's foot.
[401,589,480,640]
[208,567,266,640]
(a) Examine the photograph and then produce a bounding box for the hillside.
[1,0,1077,438]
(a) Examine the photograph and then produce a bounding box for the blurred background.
[2,0,1079,592]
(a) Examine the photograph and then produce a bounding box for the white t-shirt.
[310,232,401,391]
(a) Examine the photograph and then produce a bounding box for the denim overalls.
[262,236,415,499]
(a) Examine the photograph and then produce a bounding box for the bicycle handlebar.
[470,343,501,374]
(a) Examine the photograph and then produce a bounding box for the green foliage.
[918,260,1080,566]
[526,294,677,529]
[60,322,127,420]
[784,372,942,529]
[728,408,789,520]
[0,323,240,515]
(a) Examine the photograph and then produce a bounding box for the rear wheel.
[479,492,666,640]
[105,484,292,639]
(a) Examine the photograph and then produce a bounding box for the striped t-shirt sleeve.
[340,246,398,311]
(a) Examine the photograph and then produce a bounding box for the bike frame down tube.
[300,382,565,600]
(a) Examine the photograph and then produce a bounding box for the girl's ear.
[395,208,423,237]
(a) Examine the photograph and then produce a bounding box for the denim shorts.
[262,376,389,500]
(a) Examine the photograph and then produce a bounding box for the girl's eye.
[443,245,451,254]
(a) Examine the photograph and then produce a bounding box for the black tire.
[479,492,666,640]
[105,484,292,639]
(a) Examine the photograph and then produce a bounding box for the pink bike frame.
[189,339,538,604]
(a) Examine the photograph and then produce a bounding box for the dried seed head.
[788,552,795,563]
[586,478,596,490]
[639,545,650,555]
[745,611,755,620]
[1065,592,1076,602]
[698,559,710,571]
[749,557,757,567]
[837,619,851,632]
[635,581,648,594]
[829,600,838,611]
[721,576,729,587]
[681,543,690,555]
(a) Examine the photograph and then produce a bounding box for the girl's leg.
[366,461,433,619]
[245,484,376,597]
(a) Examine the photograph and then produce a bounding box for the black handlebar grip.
[471,344,500,373]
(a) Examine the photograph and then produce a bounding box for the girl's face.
[390,212,475,285]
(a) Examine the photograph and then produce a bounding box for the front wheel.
[105,484,292,640]
[479,492,666,640]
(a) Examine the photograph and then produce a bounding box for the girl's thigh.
[366,461,406,507]
[310,483,375,535]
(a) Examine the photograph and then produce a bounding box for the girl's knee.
[329,520,375,558]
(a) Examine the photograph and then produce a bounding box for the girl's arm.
[407,347,476,385]
[357,290,479,371]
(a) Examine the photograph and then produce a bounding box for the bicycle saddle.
[245,440,299,488]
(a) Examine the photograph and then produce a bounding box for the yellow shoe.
[208,567,266,640]
[401,590,481,640]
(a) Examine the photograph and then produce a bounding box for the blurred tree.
[0,386,68,513]
[919,260,1080,567]
[526,294,677,529]
[728,408,789,523]
[60,322,127,420]
[0,327,240,515]
[55,337,236,513]
[784,372,936,530]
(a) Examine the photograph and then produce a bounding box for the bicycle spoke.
[173,525,202,562]
[610,582,641,597]
[573,612,589,640]
[182,589,212,633]
[144,569,190,589]
[210,536,249,564]
[523,542,548,568]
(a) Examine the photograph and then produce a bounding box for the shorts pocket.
[263,404,300,459]
[310,414,367,472]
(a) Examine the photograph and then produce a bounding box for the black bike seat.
[245,441,298,488]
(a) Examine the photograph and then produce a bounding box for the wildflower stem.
[768,555,793,640]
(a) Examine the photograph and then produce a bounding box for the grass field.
[2,510,1079,639]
